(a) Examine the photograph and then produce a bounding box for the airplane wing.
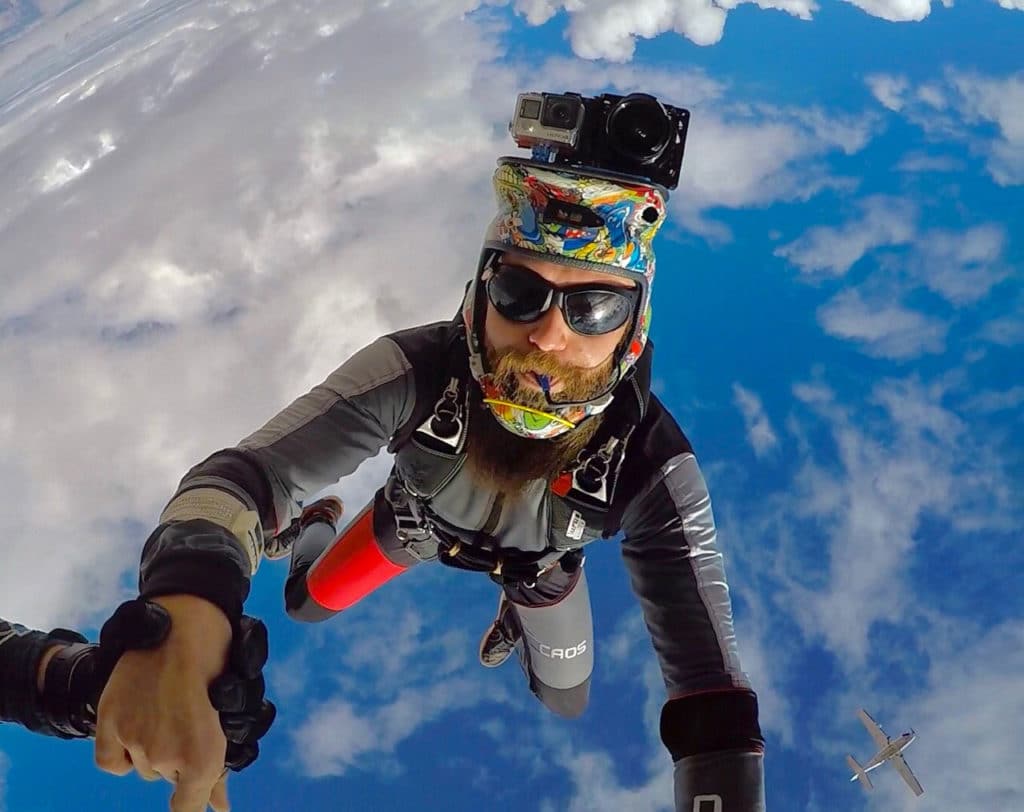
[858,709,890,749]
[890,753,925,796]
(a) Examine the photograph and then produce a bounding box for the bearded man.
[95,157,766,812]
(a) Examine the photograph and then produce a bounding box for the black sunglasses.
[485,261,639,336]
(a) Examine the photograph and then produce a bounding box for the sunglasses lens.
[565,291,633,335]
[487,262,636,335]
[487,267,549,322]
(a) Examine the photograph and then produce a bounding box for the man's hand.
[94,594,233,812]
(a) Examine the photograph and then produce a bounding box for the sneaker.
[478,593,520,668]
[264,497,344,560]
[263,521,300,561]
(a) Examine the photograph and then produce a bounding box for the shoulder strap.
[598,340,653,534]
[386,319,468,454]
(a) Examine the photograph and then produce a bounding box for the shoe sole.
[478,591,514,668]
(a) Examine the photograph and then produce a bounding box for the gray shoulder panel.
[237,336,416,529]
[240,337,413,449]
[660,453,746,682]
[620,452,749,696]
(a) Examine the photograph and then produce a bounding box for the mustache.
[487,348,614,401]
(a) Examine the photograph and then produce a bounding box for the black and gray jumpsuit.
[138,319,766,811]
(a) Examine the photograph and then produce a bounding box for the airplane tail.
[847,755,873,792]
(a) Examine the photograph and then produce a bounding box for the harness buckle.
[394,512,433,543]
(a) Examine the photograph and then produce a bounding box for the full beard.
[462,347,614,498]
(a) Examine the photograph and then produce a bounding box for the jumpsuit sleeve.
[0,619,64,735]
[137,335,419,615]
[620,451,765,812]
[0,617,41,727]
[619,451,750,696]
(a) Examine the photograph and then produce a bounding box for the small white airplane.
[847,708,924,797]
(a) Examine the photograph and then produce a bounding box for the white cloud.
[895,152,962,172]
[818,288,948,359]
[779,375,1018,664]
[291,676,490,777]
[866,73,909,111]
[873,68,1024,186]
[909,224,1011,305]
[535,55,727,108]
[269,568,510,780]
[557,746,674,811]
[948,70,1024,184]
[732,383,780,458]
[602,609,651,671]
[961,385,1024,414]
[916,81,948,109]
[0,0,517,628]
[977,286,1024,347]
[980,314,1024,345]
[514,0,729,58]
[842,0,934,22]
[775,195,917,276]
[675,108,869,239]
[504,0,1024,60]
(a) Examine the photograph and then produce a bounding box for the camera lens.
[541,95,582,130]
[549,103,572,124]
[606,95,671,164]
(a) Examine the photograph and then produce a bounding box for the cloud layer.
[0,2,1020,811]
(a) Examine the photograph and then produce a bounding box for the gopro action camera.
[509,91,690,189]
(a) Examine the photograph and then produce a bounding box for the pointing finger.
[209,771,231,812]
[94,721,133,776]
[169,772,218,812]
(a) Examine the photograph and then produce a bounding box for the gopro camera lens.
[541,95,581,130]
[606,95,671,164]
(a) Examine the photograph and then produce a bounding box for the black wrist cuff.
[41,640,99,738]
[140,552,248,626]
[661,690,764,761]
[138,520,253,626]
[0,627,91,738]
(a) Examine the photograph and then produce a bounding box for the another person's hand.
[94,594,234,812]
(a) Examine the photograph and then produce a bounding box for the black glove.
[207,614,277,771]
[41,599,276,771]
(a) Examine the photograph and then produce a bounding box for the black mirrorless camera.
[509,91,690,189]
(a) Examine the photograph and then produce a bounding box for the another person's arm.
[0,618,92,737]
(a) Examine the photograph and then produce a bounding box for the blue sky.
[1,1,1021,810]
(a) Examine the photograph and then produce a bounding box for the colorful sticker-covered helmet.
[462,158,666,439]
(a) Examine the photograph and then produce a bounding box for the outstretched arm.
[620,450,765,812]
[92,333,422,811]
[138,333,418,620]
